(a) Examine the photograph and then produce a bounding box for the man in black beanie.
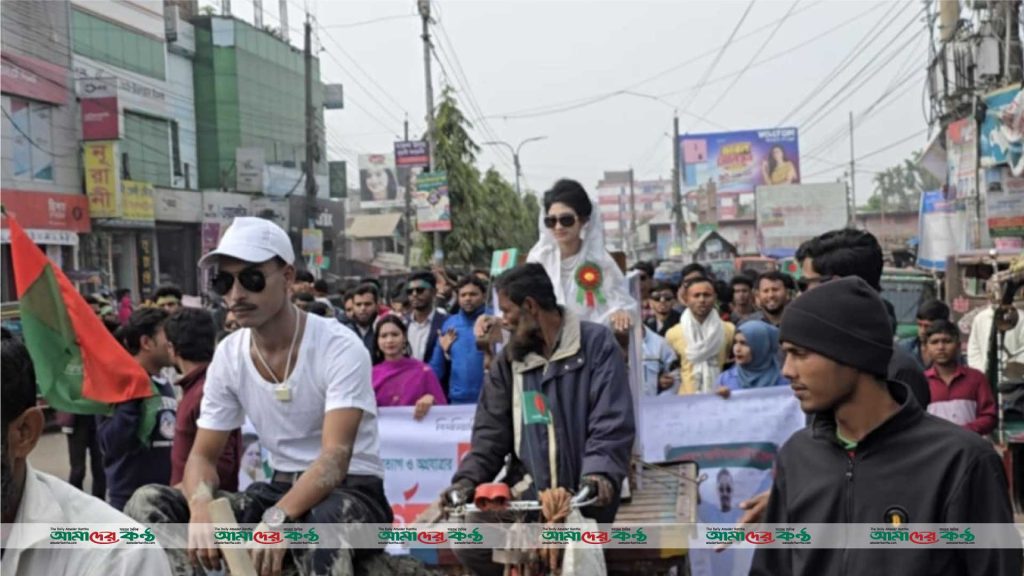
[749,277,1020,576]
[795,228,930,409]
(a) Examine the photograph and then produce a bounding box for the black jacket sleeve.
[944,451,1022,576]
[749,460,792,576]
[581,328,635,489]
[451,353,514,486]
[96,399,144,457]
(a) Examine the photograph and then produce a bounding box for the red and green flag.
[7,212,159,443]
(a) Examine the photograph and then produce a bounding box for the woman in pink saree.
[371,315,447,419]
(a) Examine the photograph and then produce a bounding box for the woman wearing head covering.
[715,320,789,397]
[525,179,637,331]
[371,315,448,419]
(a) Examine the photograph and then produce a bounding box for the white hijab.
[526,194,637,327]
[680,307,725,394]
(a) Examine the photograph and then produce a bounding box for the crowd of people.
[1,177,1020,576]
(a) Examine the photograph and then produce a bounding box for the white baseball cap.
[198,217,295,269]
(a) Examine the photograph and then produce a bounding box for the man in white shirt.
[967,300,1024,373]
[1,332,172,576]
[404,270,447,363]
[123,218,391,576]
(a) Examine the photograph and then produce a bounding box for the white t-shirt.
[198,313,384,477]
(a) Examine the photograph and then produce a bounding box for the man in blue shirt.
[430,276,490,404]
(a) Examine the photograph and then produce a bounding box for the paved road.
[28,431,95,493]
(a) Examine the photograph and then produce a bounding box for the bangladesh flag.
[7,212,159,444]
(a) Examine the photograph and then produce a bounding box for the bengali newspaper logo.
[610,527,648,545]
[869,526,910,545]
[938,527,975,545]
[540,526,583,545]
[213,527,315,546]
[118,527,157,545]
[581,530,610,545]
[773,527,812,545]
[49,527,91,545]
[445,527,484,545]
[910,531,939,545]
[705,526,811,546]
[417,530,448,545]
[378,527,418,546]
[704,526,745,545]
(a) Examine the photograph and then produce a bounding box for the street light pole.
[483,136,547,195]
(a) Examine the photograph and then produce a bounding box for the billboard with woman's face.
[680,128,800,221]
[359,153,400,209]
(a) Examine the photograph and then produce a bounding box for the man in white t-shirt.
[124,218,391,576]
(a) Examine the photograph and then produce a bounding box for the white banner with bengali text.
[377,405,477,525]
[639,387,806,576]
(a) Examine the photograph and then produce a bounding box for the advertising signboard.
[680,128,800,221]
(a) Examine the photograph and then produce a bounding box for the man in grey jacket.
[446,263,636,576]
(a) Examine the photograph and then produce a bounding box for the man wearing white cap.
[124,218,391,576]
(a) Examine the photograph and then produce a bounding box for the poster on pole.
[680,128,800,221]
[985,167,1024,237]
[917,190,968,272]
[359,153,401,209]
[416,171,452,232]
[755,183,848,253]
[640,388,805,576]
[946,118,977,199]
[979,85,1023,170]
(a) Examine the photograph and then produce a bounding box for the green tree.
[421,87,538,266]
[865,150,941,212]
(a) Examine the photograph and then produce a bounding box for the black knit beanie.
[780,276,893,377]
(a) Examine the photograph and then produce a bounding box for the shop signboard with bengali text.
[83,141,121,218]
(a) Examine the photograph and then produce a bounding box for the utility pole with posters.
[418,0,443,263]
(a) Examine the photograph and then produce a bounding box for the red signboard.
[79,78,120,141]
[0,52,69,105]
[0,190,92,233]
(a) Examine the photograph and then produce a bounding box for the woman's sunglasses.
[211,267,276,296]
[543,214,578,229]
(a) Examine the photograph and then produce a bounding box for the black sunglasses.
[543,214,578,229]
[797,275,834,293]
[651,293,675,302]
[211,267,274,296]
[407,286,430,295]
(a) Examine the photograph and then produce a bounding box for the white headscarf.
[526,192,638,327]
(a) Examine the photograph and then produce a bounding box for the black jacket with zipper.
[750,380,1021,576]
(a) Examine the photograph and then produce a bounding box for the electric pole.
[304,15,318,222]
[418,0,441,263]
[403,117,412,268]
[672,114,683,254]
[629,168,637,262]
[848,110,856,226]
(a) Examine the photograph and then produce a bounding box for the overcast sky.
[213,0,935,205]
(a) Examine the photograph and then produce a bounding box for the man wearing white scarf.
[666,277,735,394]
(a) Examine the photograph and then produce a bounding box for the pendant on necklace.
[274,385,292,402]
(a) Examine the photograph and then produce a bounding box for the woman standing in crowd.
[371,315,446,420]
[715,320,789,397]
